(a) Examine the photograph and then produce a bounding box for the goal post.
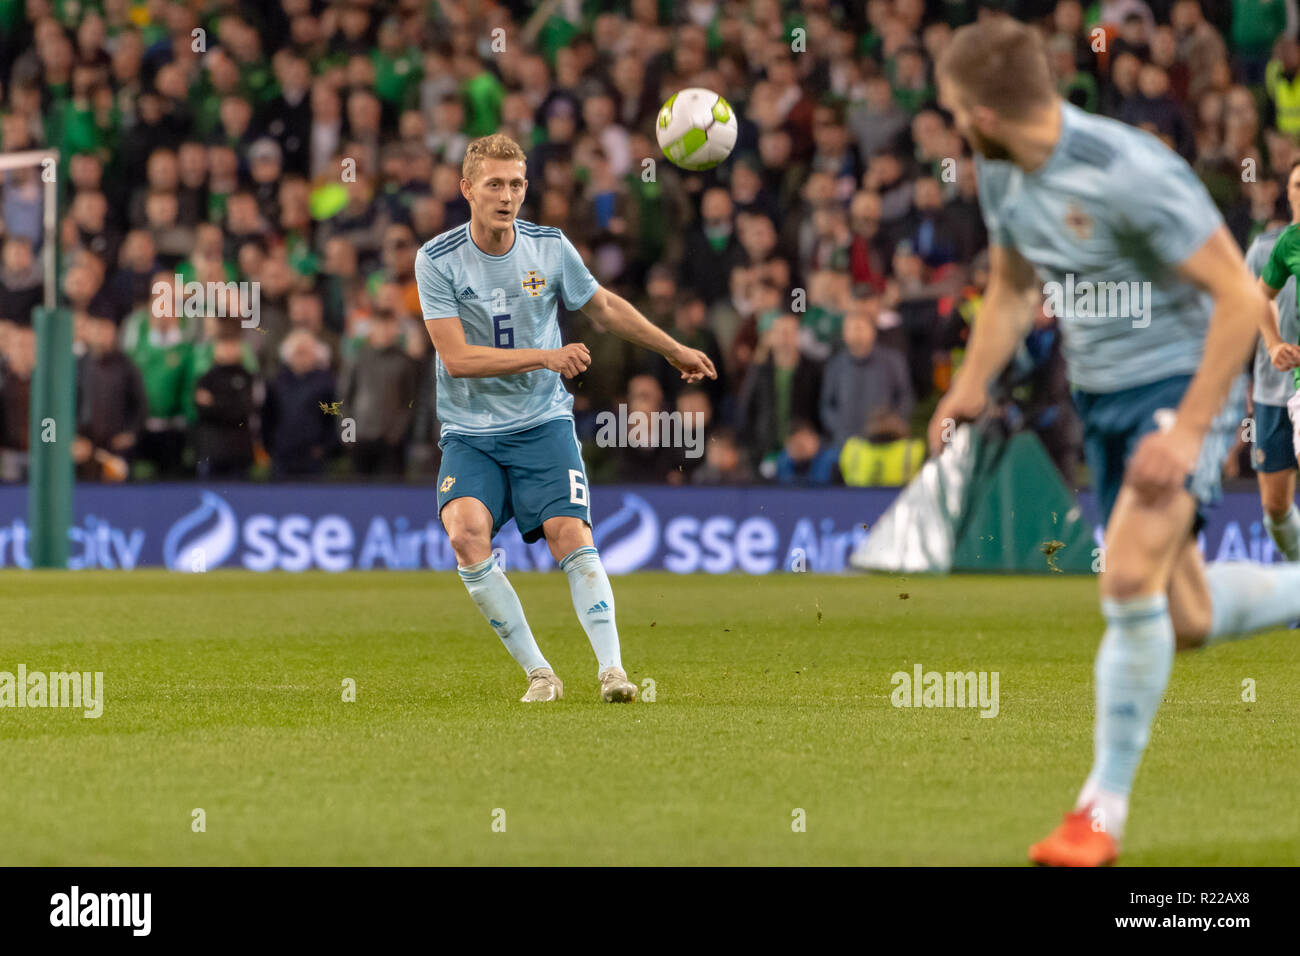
[1,148,70,568]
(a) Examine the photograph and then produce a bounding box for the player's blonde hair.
[936,17,1055,120]
[461,133,527,183]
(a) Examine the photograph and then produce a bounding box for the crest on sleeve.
[521,271,547,297]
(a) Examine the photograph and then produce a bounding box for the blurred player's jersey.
[415,219,598,436]
[1248,225,1299,403]
[974,101,1222,394]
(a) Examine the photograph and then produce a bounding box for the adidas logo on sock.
[586,601,610,614]
[489,618,505,627]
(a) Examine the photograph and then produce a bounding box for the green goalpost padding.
[3,148,68,567]
[28,305,74,568]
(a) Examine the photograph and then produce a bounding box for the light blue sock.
[559,546,622,673]
[1088,594,1175,800]
[1264,504,1300,561]
[1205,561,1300,645]
[458,555,549,674]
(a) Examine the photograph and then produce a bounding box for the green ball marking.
[665,127,709,167]
[712,97,732,124]
[657,92,678,129]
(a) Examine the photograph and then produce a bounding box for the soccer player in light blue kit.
[930,18,1299,866]
[416,134,716,703]
[1244,175,1300,559]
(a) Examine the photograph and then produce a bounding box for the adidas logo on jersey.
[459,287,476,299]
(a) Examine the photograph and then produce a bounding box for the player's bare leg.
[1257,467,1300,560]
[1166,538,1213,649]
[442,497,561,702]
[1030,486,1193,866]
[544,515,636,702]
[1035,482,1300,865]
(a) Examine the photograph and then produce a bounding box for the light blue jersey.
[975,102,1223,394]
[414,219,599,436]
[1247,226,1299,406]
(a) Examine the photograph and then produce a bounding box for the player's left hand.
[669,346,717,383]
[1125,425,1202,505]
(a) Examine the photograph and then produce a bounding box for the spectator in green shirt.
[122,277,198,476]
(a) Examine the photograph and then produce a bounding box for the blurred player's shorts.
[1256,399,1298,473]
[1073,373,1247,528]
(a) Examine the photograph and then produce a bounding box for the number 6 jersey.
[415,219,598,437]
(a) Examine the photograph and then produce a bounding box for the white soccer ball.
[656,88,738,171]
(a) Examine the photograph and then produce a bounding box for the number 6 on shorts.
[568,468,588,506]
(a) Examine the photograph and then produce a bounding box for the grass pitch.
[1,570,1295,866]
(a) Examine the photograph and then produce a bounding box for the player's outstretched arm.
[926,243,1039,453]
[424,315,590,378]
[1256,277,1300,370]
[579,286,717,383]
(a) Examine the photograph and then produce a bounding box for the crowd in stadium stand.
[0,0,1294,486]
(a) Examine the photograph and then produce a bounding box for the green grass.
[0,571,1295,865]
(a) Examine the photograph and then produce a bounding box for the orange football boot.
[1028,808,1119,867]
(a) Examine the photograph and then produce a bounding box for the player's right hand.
[545,343,591,378]
[927,381,987,456]
[1268,342,1300,371]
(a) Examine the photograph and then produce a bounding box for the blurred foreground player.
[931,18,1295,866]
[416,134,716,702]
